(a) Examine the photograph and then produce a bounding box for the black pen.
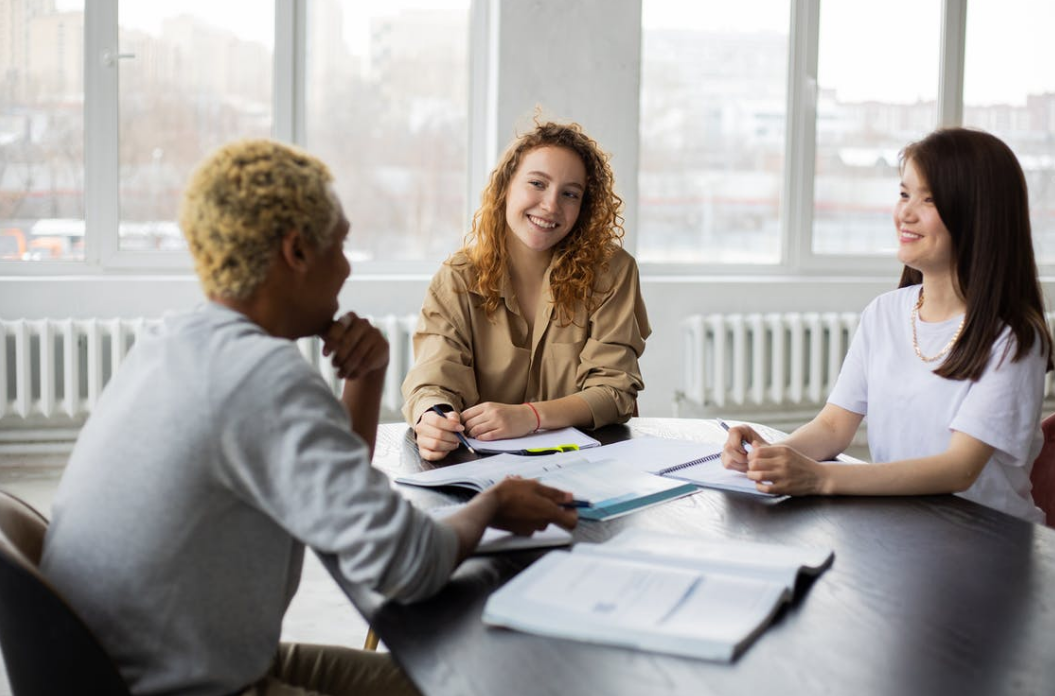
[560,499,592,509]
[717,418,753,453]
[429,404,476,455]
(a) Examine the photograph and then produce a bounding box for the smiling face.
[894,158,955,277]
[504,145,586,256]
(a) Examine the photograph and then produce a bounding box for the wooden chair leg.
[363,628,380,651]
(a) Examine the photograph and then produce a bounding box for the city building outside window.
[117,1,274,253]
[1,1,1053,273]
[638,0,790,265]
[811,0,940,257]
[0,0,85,262]
[962,0,1055,265]
[304,0,469,264]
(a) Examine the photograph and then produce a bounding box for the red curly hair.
[459,120,624,325]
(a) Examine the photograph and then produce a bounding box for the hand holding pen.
[718,418,765,472]
[412,405,474,461]
[430,405,476,454]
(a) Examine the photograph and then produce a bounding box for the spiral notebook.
[576,436,777,498]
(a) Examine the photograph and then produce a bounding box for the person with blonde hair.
[722,128,1053,522]
[403,120,651,460]
[41,139,577,696]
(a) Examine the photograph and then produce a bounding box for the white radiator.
[0,315,419,424]
[676,311,1055,422]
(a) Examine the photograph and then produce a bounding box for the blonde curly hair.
[179,139,337,300]
[462,120,624,324]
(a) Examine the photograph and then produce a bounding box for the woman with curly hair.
[403,120,651,460]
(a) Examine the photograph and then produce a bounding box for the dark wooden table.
[324,418,1055,696]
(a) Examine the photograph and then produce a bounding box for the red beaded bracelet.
[524,402,541,433]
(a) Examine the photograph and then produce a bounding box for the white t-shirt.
[828,285,1047,523]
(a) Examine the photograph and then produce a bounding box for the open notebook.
[576,419,864,497]
[396,452,697,521]
[576,436,776,498]
[464,427,600,455]
[483,528,833,661]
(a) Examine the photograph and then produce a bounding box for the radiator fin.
[679,311,1054,414]
[1,316,418,423]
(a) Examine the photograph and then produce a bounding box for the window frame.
[635,0,968,278]
[1,0,1036,278]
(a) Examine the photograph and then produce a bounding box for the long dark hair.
[898,128,1053,380]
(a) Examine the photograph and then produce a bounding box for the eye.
[562,190,581,201]
[529,180,545,189]
[899,191,909,200]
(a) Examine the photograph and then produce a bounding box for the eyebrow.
[526,170,585,190]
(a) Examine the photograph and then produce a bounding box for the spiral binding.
[658,452,721,475]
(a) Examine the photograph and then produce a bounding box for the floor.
[0,455,375,696]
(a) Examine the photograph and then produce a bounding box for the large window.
[3,1,1054,274]
[0,1,85,262]
[305,0,469,263]
[639,0,1055,270]
[638,0,790,265]
[963,0,1055,265]
[117,2,274,252]
[1,0,468,269]
[813,0,940,256]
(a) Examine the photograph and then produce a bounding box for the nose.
[540,188,560,213]
[896,199,918,223]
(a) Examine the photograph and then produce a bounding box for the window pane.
[638,0,789,265]
[118,2,273,252]
[963,0,1055,265]
[0,2,85,262]
[306,1,469,263]
[812,0,940,256]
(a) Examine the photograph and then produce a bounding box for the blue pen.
[717,418,753,453]
[429,405,476,455]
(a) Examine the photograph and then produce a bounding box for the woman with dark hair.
[722,128,1053,522]
[403,119,650,461]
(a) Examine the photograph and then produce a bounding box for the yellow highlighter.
[521,444,580,456]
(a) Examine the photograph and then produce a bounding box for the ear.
[279,228,310,273]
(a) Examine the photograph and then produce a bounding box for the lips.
[528,214,558,230]
[899,229,921,241]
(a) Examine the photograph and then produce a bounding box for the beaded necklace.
[910,289,965,363]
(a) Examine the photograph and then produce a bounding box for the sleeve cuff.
[575,388,620,428]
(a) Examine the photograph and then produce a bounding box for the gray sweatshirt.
[41,304,458,695]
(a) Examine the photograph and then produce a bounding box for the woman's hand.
[745,445,832,496]
[462,402,537,440]
[720,425,768,472]
[413,409,466,461]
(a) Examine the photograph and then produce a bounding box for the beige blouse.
[401,247,651,428]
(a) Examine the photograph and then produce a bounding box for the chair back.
[1031,414,1055,527]
[0,490,132,696]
